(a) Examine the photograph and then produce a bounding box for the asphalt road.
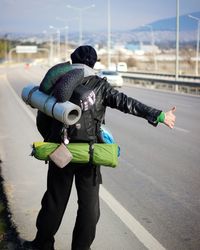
[0,64,200,250]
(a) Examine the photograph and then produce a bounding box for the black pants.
[34,162,102,250]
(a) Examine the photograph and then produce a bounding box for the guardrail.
[120,72,200,95]
[120,71,200,81]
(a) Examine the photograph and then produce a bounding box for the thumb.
[171,106,176,113]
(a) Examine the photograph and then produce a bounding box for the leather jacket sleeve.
[102,81,162,126]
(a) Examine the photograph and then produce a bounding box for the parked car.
[98,70,123,87]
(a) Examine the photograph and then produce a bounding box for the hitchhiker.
[23,45,176,250]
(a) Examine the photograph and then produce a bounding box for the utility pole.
[188,14,200,76]
[175,0,179,92]
[107,0,111,69]
[67,4,95,46]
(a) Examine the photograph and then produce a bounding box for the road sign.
[16,46,38,53]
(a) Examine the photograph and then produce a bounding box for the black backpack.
[36,75,103,143]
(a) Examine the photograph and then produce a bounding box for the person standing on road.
[22,45,176,250]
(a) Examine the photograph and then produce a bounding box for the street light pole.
[107,0,111,69]
[66,4,95,46]
[57,28,61,60]
[42,30,51,65]
[64,26,69,61]
[79,9,82,46]
[143,25,157,71]
[56,17,70,60]
[50,25,69,62]
[188,14,200,76]
[175,0,179,82]
[49,25,61,61]
[49,33,54,66]
[4,34,8,63]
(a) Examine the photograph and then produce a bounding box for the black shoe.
[22,240,55,250]
[22,240,39,250]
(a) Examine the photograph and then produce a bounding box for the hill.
[144,11,200,32]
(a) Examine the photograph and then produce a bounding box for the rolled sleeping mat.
[21,84,82,125]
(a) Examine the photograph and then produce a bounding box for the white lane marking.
[100,186,166,250]
[6,76,166,250]
[174,126,190,133]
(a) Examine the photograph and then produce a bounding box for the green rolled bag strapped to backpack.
[31,142,119,168]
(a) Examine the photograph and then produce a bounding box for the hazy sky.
[0,0,200,34]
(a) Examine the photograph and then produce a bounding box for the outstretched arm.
[103,82,162,125]
[102,80,176,128]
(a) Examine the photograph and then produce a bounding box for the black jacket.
[83,75,161,126]
[36,75,161,142]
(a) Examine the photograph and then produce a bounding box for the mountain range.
[92,11,199,48]
[113,11,200,45]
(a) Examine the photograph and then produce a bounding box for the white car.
[98,70,123,87]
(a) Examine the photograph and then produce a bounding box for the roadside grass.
[0,201,7,249]
[0,165,21,249]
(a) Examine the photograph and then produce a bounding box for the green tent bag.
[32,142,118,168]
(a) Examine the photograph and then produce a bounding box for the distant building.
[125,42,160,55]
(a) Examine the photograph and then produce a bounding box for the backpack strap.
[61,125,69,145]
[26,86,39,107]
[89,142,94,164]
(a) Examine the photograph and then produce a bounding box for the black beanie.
[71,45,97,68]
